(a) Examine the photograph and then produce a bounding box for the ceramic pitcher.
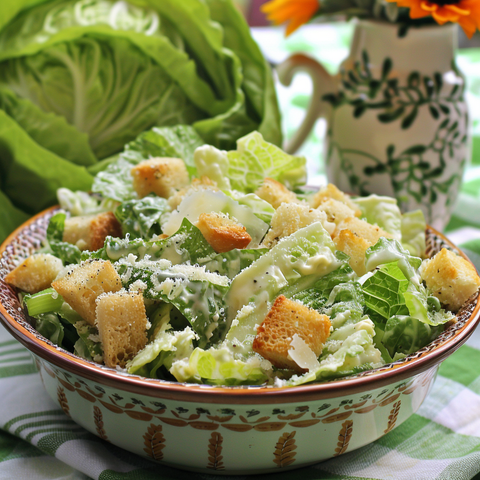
[278,20,469,231]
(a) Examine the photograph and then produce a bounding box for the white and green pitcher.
[279,20,469,231]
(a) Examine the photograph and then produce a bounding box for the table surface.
[0,23,480,480]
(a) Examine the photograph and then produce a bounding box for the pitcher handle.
[277,53,336,155]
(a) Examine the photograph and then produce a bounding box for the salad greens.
[0,0,282,243]
[14,127,460,388]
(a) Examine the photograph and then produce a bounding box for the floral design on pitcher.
[323,50,468,222]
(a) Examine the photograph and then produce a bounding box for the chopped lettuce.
[281,282,383,386]
[195,131,306,193]
[382,315,443,358]
[365,238,422,284]
[115,196,169,240]
[128,321,197,379]
[401,210,427,257]
[354,195,402,240]
[170,345,269,385]
[92,125,203,202]
[57,188,118,217]
[362,262,410,325]
[86,218,216,265]
[226,222,343,350]
[225,191,275,224]
[116,258,230,347]
[203,248,268,279]
[45,212,82,265]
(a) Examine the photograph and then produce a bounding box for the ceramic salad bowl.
[1,208,479,475]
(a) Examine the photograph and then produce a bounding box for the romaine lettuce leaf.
[285,260,356,311]
[57,188,118,217]
[127,322,197,379]
[92,125,203,202]
[116,259,230,347]
[194,131,305,194]
[401,210,427,257]
[86,218,215,265]
[45,212,82,265]
[226,132,307,193]
[382,315,443,358]
[362,262,410,325]
[226,222,343,349]
[365,238,422,283]
[115,196,169,240]
[0,189,30,243]
[225,191,275,224]
[203,248,269,279]
[354,195,402,240]
[0,110,93,216]
[0,87,97,166]
[282,280,383,386]
[170,345,269,385]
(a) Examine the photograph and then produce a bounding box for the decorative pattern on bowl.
[1,208,479,474]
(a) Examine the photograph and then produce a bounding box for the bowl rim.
[1,206,479,405]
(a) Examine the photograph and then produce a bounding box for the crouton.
[168,176,218,210]
[4,254,63,294]
[311,183,361,216]
[262,202,334,248]
[131,157,189,199]
[420,248,480,312]
[255,177,300,209]
[252,295,331,373]
[52,259,122,325]
[317,198,357,226]
[196,213,252,253]
[333,217,393,245]
[333,229,372,276]
[63,212,122,251]
[96,291,148,368]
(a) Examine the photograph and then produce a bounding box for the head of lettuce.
[0,0,282,244]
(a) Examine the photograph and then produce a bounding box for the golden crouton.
[262,202,333,248]
[253,295,331,373]
[255,177,300,209]
[5,254,63,294]
[131,157,189,199]
[333,229,372,276]
[52,259,122,325]
[311,183,361,216]
[63,212,122,251]
[333,217,393,245]
[168,176,218,210]
[96,291,148,368]
[420,248,480,312]
[196,213,252,253]
[317,198,357,226]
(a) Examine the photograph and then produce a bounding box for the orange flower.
[262,0,320,36]
[387,0,480,38]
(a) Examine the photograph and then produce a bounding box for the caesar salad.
[5,126,480,387]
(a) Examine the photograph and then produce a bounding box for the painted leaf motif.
[273,431,297,468]
[384,401,402,434]
[207,432,225,470]
[334,420,353,457]
[143,424,165,461]
[94,406,108,441]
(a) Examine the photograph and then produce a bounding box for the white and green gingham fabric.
[0,23,480,480]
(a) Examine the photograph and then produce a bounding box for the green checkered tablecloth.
[0,23,480,480]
